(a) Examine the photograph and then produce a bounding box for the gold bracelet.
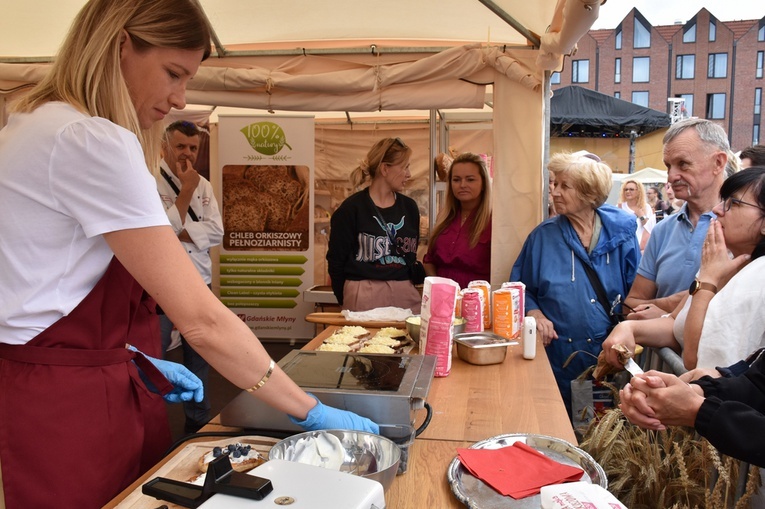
[246,359,275,392]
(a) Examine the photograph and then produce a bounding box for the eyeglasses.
[572,150,601,162]
[624,188,638,192]
[166,120,199,135]
[389,137,407,150]
[721,196,765,213]
[609,294,637,318]
[382,137,408,162]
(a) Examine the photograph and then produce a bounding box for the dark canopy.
[550,85,671,137]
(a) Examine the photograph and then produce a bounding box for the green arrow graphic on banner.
[222,299,298,309]
[220,288,300,298]
[220,255,308,264]
[220,277,303,287]
[220,266,305,276]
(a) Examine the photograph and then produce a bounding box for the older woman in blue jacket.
[510,151,640,416]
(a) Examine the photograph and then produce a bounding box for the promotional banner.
[218,115,314,339]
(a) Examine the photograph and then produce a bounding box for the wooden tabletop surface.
[108,325,575,508]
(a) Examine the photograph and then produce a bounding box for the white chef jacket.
[156,160,223,283]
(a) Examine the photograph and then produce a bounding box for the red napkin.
[457,442,584,499]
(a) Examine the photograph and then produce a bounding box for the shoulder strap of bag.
[580,261,615,323]
[160,168,199,222]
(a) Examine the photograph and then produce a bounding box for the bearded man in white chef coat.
[156,120,223,433]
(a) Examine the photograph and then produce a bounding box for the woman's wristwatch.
[689,279,718,295]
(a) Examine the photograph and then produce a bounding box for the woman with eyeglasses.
[510,151,640,417]
[618,179,655,252]
[423,152,492,289]
[0,1,377,505]
[327,137,422,312]
[602,167,765,373]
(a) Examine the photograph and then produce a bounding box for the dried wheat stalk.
[580,407,761,508]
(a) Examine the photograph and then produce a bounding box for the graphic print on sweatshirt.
[356,215,412,265]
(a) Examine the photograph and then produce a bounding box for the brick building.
[552,7,765,151]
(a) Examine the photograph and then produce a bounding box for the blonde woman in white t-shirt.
[0,1,376,506]
[618,179,656,252]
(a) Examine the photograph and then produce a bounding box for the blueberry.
[212,446,222,458]
[232,449,242,458]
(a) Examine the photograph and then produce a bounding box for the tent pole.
[476,0,541,48]
[429,109,438,238]
[629,130,637,174]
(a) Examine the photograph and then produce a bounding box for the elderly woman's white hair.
[548,151,613,209]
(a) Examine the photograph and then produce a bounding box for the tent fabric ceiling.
[550,85,672,137]
[0,0,606,287]
[0,0,559,59]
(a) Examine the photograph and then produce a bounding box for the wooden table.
[108,326,575,508]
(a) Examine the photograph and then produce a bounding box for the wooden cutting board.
[114,436,278,509]
[305,312,407,329]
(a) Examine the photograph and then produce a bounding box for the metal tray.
[447,433,607,508]
[454,332,518,348]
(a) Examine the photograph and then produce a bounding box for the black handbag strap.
[160,168,198,222]
[581,260,614,322]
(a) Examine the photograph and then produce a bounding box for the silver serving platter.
[447,433,607,508]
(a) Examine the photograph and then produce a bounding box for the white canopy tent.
[0,0,606,285]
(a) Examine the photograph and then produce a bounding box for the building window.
[676,55,695,79]
[756,88,762,116]
[706,93,726,119]
[616,29,622,50]
[614,92,621,99]
[684,23,696,43]
[678,94,693,117]
[709,21,716,42]
[550,72,561,84]
[634,18,650,48]
[757,51,764,79]
[633,57,650,82]
[632,91,649,107]
[572,60,589,83]
[615,58,621,83]
[755,124,761,145]
[708,53,728,78]
[759,25,765,42]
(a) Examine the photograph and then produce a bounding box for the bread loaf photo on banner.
[221,165,309,250]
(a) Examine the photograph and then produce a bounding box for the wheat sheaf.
[580,407,761,508]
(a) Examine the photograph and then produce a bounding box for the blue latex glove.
[128,346,204,404]
[145,355,205,404]
[289,395,380,434]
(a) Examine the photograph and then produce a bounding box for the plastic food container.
[453,332,515,365]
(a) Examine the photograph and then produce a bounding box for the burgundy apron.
[0,258,173,508]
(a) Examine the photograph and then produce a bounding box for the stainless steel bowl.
[454,332,513,365]
[268,429,401,492]
[405,315,467,344]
